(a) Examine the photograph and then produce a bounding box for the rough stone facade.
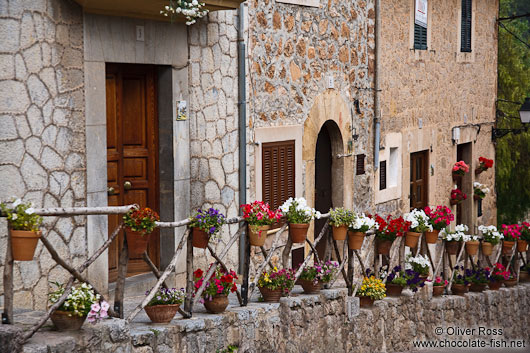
[0,0,87,310]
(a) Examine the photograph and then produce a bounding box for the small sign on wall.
[415,0,428,28]
[276,0,320,8]
[176,100,187,121]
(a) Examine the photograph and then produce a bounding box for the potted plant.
[487,262,509,290]
[520,263,530,282]
[329,207,354,241]
[193,265,238,313]
[501,224,521,255]
[48,282,108,331]
[1,198,42,261]
[475,156,493,175]
[123,207,160,256]
[423,206,454,244]
[373,215,409,255]
[441,224,468,255]
[384,266,425,296]
[450,188,467,206]
[241,201,282,247]
[356,275,386,308]
[452,160,469,181]
[160,0,209,25]
[473,182,489,201]
[189,208,226,249]
[464,234,480,256]
[348,213,378,250]
[478,225,503,256]
[406,254,430,280]
[144,287,185,323]
[518,222,530,252]
[451,266,472,296]
[504,273,518,287]
[299,261,338,294]
[257,267,295,302]
[468,268,490,292]
[432,276,448,296]
[279,197,320,243]
[403,209,432,248]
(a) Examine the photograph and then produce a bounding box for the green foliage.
[216,345,238,353]
[0,198,42,232]
[329,207,355,227]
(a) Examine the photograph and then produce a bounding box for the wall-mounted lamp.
[492,97,530,140]
[352,127,359,141]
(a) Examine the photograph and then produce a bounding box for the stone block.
[42,146,64,170]
[21,154,48,189]
[0,115,18,140]
[0,80,30,113]
[27,75,50,107]
[0,19,20,52]
[85,124,107,193]
[0,140,24,165]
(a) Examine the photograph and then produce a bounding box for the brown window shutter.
[379,161,387,190]
[262,140,295,210]
[356,154,365,175]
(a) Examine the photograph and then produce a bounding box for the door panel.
[410,151,428,210]
[106,64,159,282]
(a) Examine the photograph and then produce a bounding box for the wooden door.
[106,64,159,281]
[410,151,428,210]
[314,125,332,261]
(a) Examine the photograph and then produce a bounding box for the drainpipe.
[373,0,381,172]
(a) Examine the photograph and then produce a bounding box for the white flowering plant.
[49,282,109,323]
[403,209,432,233]
[349,213,378,233]
[478,225,504,245]
[279,197,321,224]
[406,254,430,276]
[473,182,490,199]
[0,198,42,232]
[161,0,209,25]
[440,224,478,242]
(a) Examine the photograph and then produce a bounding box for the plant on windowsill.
[403,208,432,248]
[329,207,355,241]
[189,208,226,249]
[373,214,410,255]
[500,224,521,255]
[0,198,42,261]
[144,287,185,323]
[123,207,160,256]
[160,0,209,25]
[356,275,386,308]
[279,197,321,244]
[423,206,454,244]
[240,201,282,247]
[452,160,469,181]
[478,225,503,256]
[450,188,467,206]
[348,213,378,250]
[473,182,489,201]
[475,156,494,175]
[299,261,338,294]
[257,267,296,302]
[193,265,238,313]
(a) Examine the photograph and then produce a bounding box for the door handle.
[124,181,132,190]
[108,186,116,195]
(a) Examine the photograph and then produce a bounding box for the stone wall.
[0,0,87,310]
[11,284,530,352]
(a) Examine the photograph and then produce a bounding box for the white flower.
[25,207,35,215]
[12,198,22,208]
[11,214,17,220]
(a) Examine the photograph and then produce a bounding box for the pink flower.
[101,301,110,311]
[91,303,101,312]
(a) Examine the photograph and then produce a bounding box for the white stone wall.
[0,0,87,310]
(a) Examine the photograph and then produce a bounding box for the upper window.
[262,140,295,211]
[460,0,472,52]
[414,0,428,50]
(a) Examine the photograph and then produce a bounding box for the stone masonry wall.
[0,0,86,310]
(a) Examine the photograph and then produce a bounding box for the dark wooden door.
[410,151,428,210]
[315,125,332,261]
[106,64,159,281]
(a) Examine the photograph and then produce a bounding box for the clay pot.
[517,240,528,253]
[386,283,404,297]
[203,295,229,314]
[405,231,421,248]
[519,272,529,282]
[376,239,393,256]
[473,194,482,201]
[358,296,374,308]
[289,223,309,243]
[50,311,87,331]
[482,242,493,256]
[300,279,322,294]
[425,230,440,244]
[126,230,150,256]
[450,199,461,206]
[348,231,365,250]
[504,278,518,288]
[446,241,460,255]
[144,304,180,323]
[451,283,469,296]
[465,240,480,256]
[332,225,348,241]
[10,229,41,261]
[475,168,484,175]
[502,241,515,255]
[192,227,209,249]
[258,286,283,302]
[432,286,445,297]
[488,281,503,290]
[248,225,270,247]
[469,283,487,292]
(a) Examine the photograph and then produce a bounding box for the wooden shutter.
[414,24,427,50]
[379,161,387,190]
[262,140,295,211]
[460,0,472,52]
[356,154,365,175]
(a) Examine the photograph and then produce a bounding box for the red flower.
[231,283,237,292]
[193,269,203,279]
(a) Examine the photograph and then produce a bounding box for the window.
[262,140,295,211]
[388,147,398,188]
[356,154,365,175]
[414,0,428,50]
[461,0,472,52]
[414,25,427,50]
[379,161,387,190]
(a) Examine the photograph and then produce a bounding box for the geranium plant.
[123,207,160,236]
[373,214,410,241]
[406,254,430,276]
[279,197,320,224]
[241,201,282,226]
[521,222,530,241]
[403,209,432,233]
[160,0,209,25]
[478,225,503,245]
[299,261,339,284]
[193,265,238,302]
[329,207,355,227]
[487,263,510,282]
[145,287,185,307]
[476,157,494,173]
[473,182,490,200]
[49,282,108,323]
[349,213,378,233]
[0,198,42,231]
[501,224,521,241]
[452,160,469,176]
[257,267,296,295]
[189,208,226,240]
[424,206,454,231]
[450,188,467,205]
[432,276,448,287]
[357,276,386,300]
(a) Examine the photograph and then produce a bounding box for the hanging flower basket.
[126,230,150,256]
[248,225,271,247]
[405,231,421,248]
[502,240,515,255]
[376,239,393,255]
[192,227,209,248]
[517,240,528,253]
[332,225,348,241]
[465,240,480,256]
[446,241,461,255]
[289,223,309,243]
[348,231,365,250]
[425,230,439,244]
[10,229,41,261]
[482,242,493,256]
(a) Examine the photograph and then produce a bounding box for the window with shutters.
[379,161,387,190]
[414,24,427,50]
[460,0,472,52]
[262,140,295,211]
[356,154,365,175]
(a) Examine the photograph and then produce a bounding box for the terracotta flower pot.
[376,239,393,256]
[50,311,87,331]
[332,225,348,241]
[289,223,309,243]
[451,283,468,296]
[386,283,404,297]
[446,241,460,255]
[465,240,480,256]
[469,283,487,292]
[348,231,365,250]
[405,231,421,248]
[504,278,518,287]
[488,281,503,290]
[10,229,41,261]
[144,304,180,323]
[502,240,515,255]
[425,230,440,244]
[475,168,484,175]
[517,240,528,253]
[126,230,150,256]
[519,272,529,282]
[450,199,461,206]
[452,173,463,182]
[482,242,493,256]
[203,295,229,313]
[473,194,482,201]
[192,227,209,249]
[358,296,374,308]
[300,279,322,294]
[248,225,270,247]
[258,286,283,302]
[432,286,445,297]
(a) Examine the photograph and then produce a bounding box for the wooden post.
[2,226,13,325]
[292,221,329,282]
[184,229,194,314]
[114,235,129,319]
[331,238,350,287]
[282,236,293,269]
